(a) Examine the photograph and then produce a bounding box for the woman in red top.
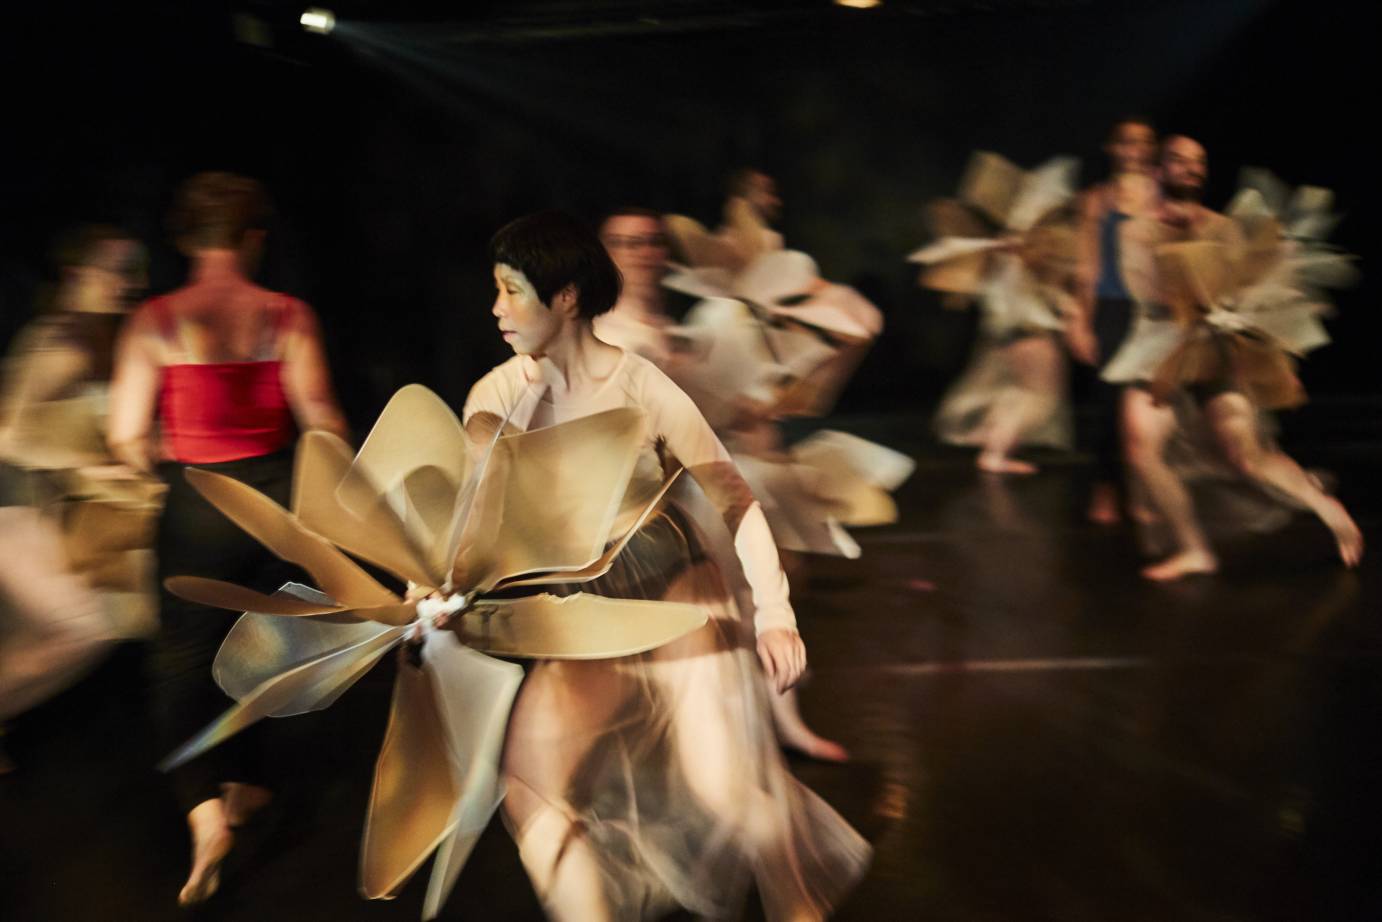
[108,172,347,906]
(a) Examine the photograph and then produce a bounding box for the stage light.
[300,8,336,34]
[835,0,882,8]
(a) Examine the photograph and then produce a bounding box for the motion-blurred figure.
[1100,137,1362,580]
[911,151,1082,474]
[476,211,868,920]
[1068,117,1160,522]
[108,172,347,905]
[599,205,866,763]
[0,227,160,736]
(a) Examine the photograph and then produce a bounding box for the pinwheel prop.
[908,151,1079,319]
[158,385,707,919]
[734,430,915,559]
[1150,175,1355,410]
[660,240,882,424]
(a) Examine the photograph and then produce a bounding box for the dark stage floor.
[4,414,1382,922]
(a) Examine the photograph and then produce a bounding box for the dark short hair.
[726,167,769,199]
[488,211,622,319]
[169,171,271,250]
[52,224,136,271]
[600,205,663,229]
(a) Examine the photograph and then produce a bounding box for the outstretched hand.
[757,628,806,694]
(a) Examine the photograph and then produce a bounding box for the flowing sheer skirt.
[934,332,1072,451]
[501,505,870,921]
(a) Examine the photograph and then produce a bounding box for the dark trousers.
[1090,297,1135,486]
[150,449,296,813]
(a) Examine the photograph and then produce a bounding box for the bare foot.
[222,782,273,828]
[1141,549,1218,582]
[180,799,233,907]
[1087,483,1121,525]
[977,453,1038,475]
[1317,497,1364,568]
[780,727,851,763]
[770,689,850,763]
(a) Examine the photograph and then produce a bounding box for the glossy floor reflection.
[4,419,1381,921]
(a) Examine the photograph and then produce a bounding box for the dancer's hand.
[757,628,806,694]
[1065,319,1098,366]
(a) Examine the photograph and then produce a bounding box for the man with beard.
[1114,136,1362,580]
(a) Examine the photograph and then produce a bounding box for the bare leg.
[1203,392,1363,567]
[502,660,626,921]
[0,507,111,721]
[1121,389,1217,580]
[180,797,233,906]
[770,687,849,763]
[1087,482,1122,525]
[510,795,613,922]
[222,781,273,827]
[977,337,1063,475]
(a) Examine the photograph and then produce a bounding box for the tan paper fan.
[909,152,1079,304]
[159,387,708,920]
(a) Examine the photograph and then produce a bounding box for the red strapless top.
[154,296,298,463]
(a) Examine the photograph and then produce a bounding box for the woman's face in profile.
[492,263,562,356]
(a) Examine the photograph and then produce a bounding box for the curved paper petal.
[347,384,471,504]
[420,634,522,918]
[215,583,395,704]
[662,263,737,302]
[792,430,916,493]
[164,575,349,617]
[359,651,460,901]
[451,408,647,593]
[454,592,707,660]
[159,625,406,771]
[184,467,400,610]
[734,454,861,559]
[340,385,474,579]
[959,151,1024,226]
[735,250,819,307]
[673,298,788,427]
[496,468,683,590]
[1006,156,1078,232]
[294,430,438,588]
[1155,242,1234,324]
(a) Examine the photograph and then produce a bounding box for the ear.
[553,283,580,319]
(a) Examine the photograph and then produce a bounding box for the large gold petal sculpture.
[664,249,882,421]
[159,386,708,919]
[908,152,1079,307]
[1148,172,1353,411]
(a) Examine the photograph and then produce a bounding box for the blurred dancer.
[915,153,1081,474]
[107,173,347,904]
[600,205,853,762]
[593,206,678,365]
[1102,137,1361,580]
[475,211,868,920]
[0,227,157,733]
[1067,117,1159,522]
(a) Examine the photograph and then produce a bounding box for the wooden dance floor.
[5,409,1381,921]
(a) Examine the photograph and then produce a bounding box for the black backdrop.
[5,0,1377,429]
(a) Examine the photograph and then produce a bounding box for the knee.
[1121,425,1161,469]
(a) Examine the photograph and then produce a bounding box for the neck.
[190,249,245,284]
[533,322,616,394]
[612,284,664,320]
